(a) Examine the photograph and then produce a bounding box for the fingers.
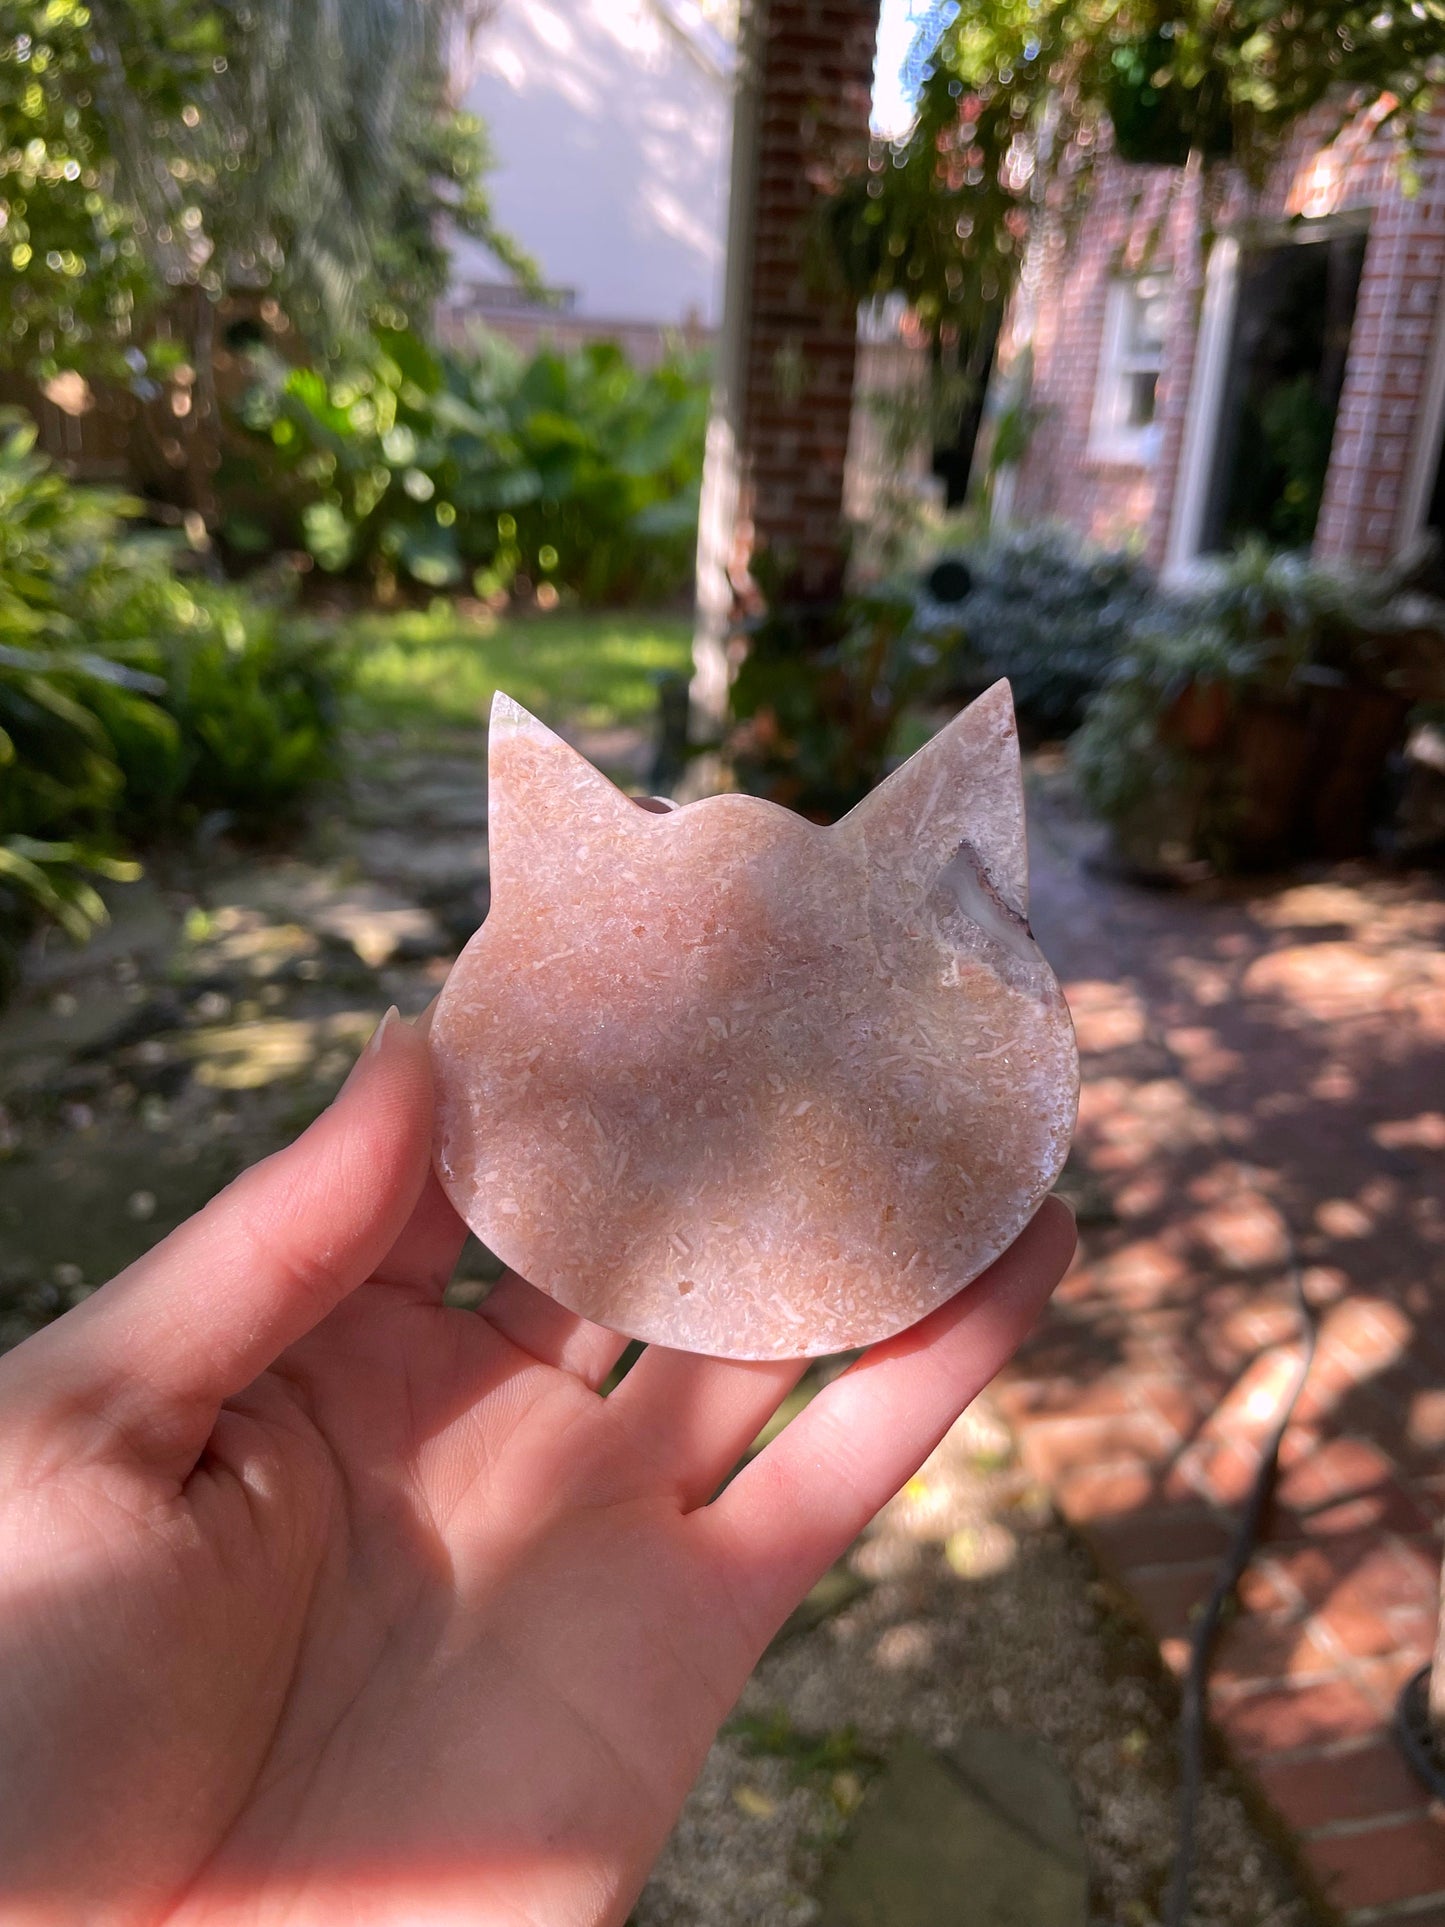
[372,1169,471,1301]
[702,1196,1076,1644]
[479,1274,632,1389]
[11,1008,435,1475]
[607,1349,810,1507]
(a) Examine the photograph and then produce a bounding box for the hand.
[0,1007,1074,1927]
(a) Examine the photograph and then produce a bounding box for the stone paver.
[815,1731,1087,1927]
[1007,767,1445,1924]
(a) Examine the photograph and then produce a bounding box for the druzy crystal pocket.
[431,683,1078,1359]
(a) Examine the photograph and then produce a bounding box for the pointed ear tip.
[490,691,557,746]
[976,677,1017,719]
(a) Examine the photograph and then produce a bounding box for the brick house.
[997,102,1445,580]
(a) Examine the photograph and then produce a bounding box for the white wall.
[454,0,732,328]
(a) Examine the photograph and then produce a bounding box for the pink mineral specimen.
[431,683,1078,1359]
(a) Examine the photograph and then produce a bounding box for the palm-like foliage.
[0,406,339,949]
[1,0,527,368]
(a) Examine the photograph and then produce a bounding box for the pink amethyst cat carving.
[430,682,1078,1359]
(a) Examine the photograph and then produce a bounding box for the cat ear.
[839,680,1029,915]
[487,691,638,882]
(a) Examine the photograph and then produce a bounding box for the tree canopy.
[822,1,1445,341]
[0,0,533,378]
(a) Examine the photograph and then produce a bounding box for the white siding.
[454,0,731,328]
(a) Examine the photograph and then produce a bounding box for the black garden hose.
[1396,1664,1445,1802]
[1163,1245,1317,1927]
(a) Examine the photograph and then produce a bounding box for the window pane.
[1128,276,1170,357]
[1126,370,1158,427]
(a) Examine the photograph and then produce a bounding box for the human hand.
[0,1007,1074,1926]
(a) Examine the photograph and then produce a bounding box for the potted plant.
[1073,546,1445,874]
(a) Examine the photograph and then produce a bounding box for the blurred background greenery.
[4,0,1445,982]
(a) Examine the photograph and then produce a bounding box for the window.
[1090,274,1171,464]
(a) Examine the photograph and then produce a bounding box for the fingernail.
[367,1005,401,1056]
[340,1006,400,1094]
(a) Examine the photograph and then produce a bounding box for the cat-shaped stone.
[431,682,1078,1359]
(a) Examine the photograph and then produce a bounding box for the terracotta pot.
[1221,684,1412,866]
[1163,679,1233,754]
[1304,682,1413,860]
[1226,698,1313,865]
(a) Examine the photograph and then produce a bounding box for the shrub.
[727,578,930,819]
[82,568,341,829]
[0,412,339,952]
[229,327,709,605]
[909,524,1159,737]
[725,528,1154,819]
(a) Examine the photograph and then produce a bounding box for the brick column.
[693,0,878,718]
[743,0,876,594]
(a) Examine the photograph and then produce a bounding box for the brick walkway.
[1009,777,1445,1924]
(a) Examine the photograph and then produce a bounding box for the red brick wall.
[737,0,877,599]
[1004,164,1178,553]
[1008,103,1445,571]
[1316,111,1445,564]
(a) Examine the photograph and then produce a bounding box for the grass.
[342,603,694,733]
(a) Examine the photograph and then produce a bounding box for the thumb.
[2,1007,434,1477]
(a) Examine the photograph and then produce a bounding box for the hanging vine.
[816,2,1445,343]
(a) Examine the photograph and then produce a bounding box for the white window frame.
[1398,264,1445,554]
[1088,274,1169,467]
[1164,235,1241,584]
[1165,212,1371,583]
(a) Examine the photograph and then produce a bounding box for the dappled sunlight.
[1190,1183,1291,1273]
[871,1621,937,1672]
[942,1521,1019,1580]
[1007,779,1445,1839]
[1375,1111,1445,1151]
[186,906,323,979]
[654,1374,1309,1924]
[186,1012,374,1093]
[1059,977,1148,1052]
[1315,1197,1375,1241]
[1075,1075,1220,1171]
[458,0,727,322]
[1163,1024,1244,1083]
[1242,943,1408,1023]
[347,606,693,733]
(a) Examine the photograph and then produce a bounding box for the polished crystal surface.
[431,682,1078,1359]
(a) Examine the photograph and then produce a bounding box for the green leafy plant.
[728,527,1154,818]
[726,1708,882,1783]
[0,409,338,954]
[231,328,710,605]
[82,568,342,827]
[0,0,536,378]
[910,524,1158,737]
[727,575,931,819]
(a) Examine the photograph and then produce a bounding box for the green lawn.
[343,604,693,733]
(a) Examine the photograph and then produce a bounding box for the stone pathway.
[0,717,649,1326]
[1007,757,1445,1924]
[638,1396,1316,1927]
